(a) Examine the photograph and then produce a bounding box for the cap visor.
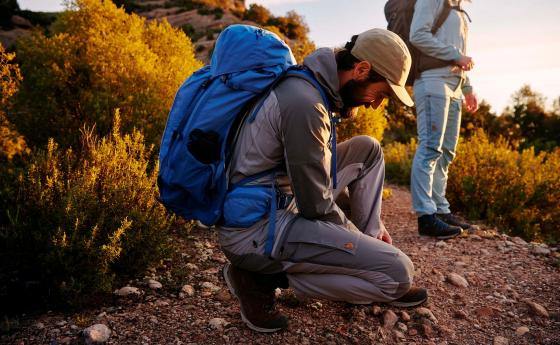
[388,80,414,107]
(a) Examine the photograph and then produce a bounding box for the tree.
[13,0,202,149]
[502,85,559,151]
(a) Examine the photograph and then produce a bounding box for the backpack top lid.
[210,24,296,77]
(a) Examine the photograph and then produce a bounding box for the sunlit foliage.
[1,113,176,307]
[337,104,388,143]
[0,44,28,160]
[383,131,560,242]
[13,0,202,148]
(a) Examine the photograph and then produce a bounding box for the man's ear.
[352,61,372,81]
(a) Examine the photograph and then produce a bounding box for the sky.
[18,0,560,114]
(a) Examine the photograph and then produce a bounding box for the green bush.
[0,113,176,307]
[13,0,202,149]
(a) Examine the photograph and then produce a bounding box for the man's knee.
[351,135,383,167]
[387,252,414,299]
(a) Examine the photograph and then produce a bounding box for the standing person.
[409,0,478,239]
[220,29,428,333]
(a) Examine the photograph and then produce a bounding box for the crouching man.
[219,28,427,332]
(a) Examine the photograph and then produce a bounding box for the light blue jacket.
[410,0,473,94]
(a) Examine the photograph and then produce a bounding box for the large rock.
[83,324,111,344]
[447,273,469,288]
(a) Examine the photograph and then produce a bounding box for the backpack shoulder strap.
[431,0,452,34]
[432,0,472,34]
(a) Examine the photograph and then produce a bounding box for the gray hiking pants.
[218,136,414,304]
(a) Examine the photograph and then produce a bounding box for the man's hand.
[376,228,393,245]
[464,92,478,113]
[455,55,474,71]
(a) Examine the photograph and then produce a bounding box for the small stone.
[215,289,232,302]
[185,263,199,270]
[147,279,162,290]
[470,235,482,241]
[525,301,549,318]
[114,286,141,296]
[420,319,434,337]
[181,285,195,297]
[409,328,418,336]
[475,306,499,319]
[201,282,221,292]
[372,305,382,316]
[383,310,399,329]
[149,316,158,323]
[415,307,438,323]
[512,237,527,245]
[480,249,490,255]
[505,240,516,247]
[97,312,107,318]
[515,326,529,336]
[531,246,551,256]
[83,324,111,344]
[454,310,468,319]
[56,320,67,327]
[209,318,229,331]
[435,241,447,248]
[310,301,323,310]
[493,336,509,345]
[394,330,405,339]
[34,322,45,330]
[400,311,411,322]
[446,273,469,288]
[397,322,408,332]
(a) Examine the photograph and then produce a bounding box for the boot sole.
[223,264,284,333]
[389,295,428,308]
[419,229,463,240]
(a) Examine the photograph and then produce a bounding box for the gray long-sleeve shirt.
[410,0,473,94]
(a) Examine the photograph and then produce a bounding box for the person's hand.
[376,228,393,245]
[455,55,474,71]
[464,92,478,112]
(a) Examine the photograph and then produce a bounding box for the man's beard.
[339,78,371,119]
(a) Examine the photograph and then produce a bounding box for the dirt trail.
[2,185,559,345]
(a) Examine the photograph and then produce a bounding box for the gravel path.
[2,185,559,345]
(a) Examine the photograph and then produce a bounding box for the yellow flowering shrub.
[0,44,28,160]
[447,130,560,242]
[384,130,560,242]
[383,138,417,185]
[1,113,177,306]
[13,0,202,148]
[337,104,388,143]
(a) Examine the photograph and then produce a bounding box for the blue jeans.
[411,76,463,216]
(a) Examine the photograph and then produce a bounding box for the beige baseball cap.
[350,28,414,107]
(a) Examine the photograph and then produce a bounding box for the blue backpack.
[158,25,337,251]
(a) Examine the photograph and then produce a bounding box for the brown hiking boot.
[389,287,428,307]
[223,263,288,332]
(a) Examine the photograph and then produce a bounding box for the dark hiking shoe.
[223,263,288,333]
[436,213,472,231]
[418,214,462,240]
[389,287,428,307]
